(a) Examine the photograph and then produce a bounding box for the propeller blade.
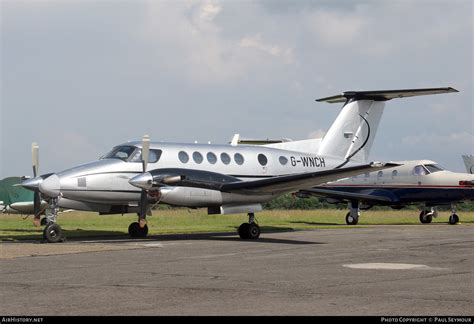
[141,135,150,172]
[138,190,148,228]
[32,142,39,177]
[33,191,41,225]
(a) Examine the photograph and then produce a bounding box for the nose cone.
[21,177,43,191]
[129,172,153,190]
[39,174,61,197]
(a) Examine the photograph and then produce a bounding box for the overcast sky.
[1,0,472,178]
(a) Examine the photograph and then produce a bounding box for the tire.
[43,223,63,243]
[248,223,261,240]
[128,222,149,238]
[238,223,250,239]
[449,214,459,225]
[345,212,358,225]
[40,217,48,226]
[419,211,432,224]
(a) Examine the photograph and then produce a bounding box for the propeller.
[31,143,42,226]
[138,135,150,228]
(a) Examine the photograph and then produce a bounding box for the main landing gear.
[238,213,261,239]
[345,201,360,225]
[448,204,460,225]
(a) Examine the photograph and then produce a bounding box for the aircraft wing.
[220,163,400,195]
[298,187,396,204]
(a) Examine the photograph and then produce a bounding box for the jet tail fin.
[462,155,474,174]
[317,87,458,167]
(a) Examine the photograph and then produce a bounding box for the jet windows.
[279,156,288,165]
[413,165,428,176]
[258,154,268,166]
[221,153,231,165]
[377,171,383,179]
[234,153,244,165]
[101,146,136,161]
[178,151,189,163]
[391,170,398,178]
[424,164,444,173]
[207,152,217,164]
[193,152,203,164]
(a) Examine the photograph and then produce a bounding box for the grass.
[1,208,473,241]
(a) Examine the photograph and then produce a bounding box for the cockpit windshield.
[101,146,163,163]
[100,146,137,161]
[424,164,444,173]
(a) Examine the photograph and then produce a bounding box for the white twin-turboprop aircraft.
[21,87,457,242]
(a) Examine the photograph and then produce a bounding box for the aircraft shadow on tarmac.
[1,226,322,245]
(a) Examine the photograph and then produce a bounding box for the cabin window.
[364,172,370,180]
[279,156,288,165]
[413,165,428,176]
[221,153,231,165]
[207,152,217,164]
[234,153,244,165]
[391,170,398,178]
[178,151,189,164]
[258,154,268,166]
[193,152,203,164]
[377,171,383,179]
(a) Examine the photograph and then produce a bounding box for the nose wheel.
[43,223,65,243]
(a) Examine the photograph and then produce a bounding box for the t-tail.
[315,87,458,167]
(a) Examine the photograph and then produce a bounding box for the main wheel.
[238,223,250,239]
[128,222,149,238]
[43,223,63,243]
[248,223,261,240]
[345,212,359,225]
[448,214,459,225]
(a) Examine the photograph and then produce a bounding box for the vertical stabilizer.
[317,100,384,166]
[462,155,474,174]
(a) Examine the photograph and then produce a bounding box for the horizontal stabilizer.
[316,87,458,104]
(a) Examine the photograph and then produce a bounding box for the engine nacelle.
[158,186,273,209]
[159,186,223,207]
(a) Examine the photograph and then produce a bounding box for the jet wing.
[220,163,400,195]
[298,188,395,204]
